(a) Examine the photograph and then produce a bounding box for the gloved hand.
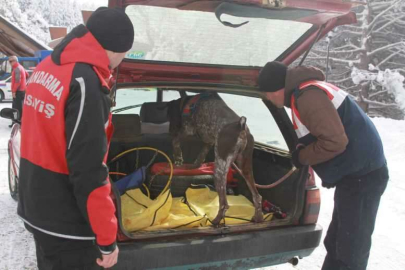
[292,144,305,168]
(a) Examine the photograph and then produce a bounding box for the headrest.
[111,114,141,142]
[140,102,168,124]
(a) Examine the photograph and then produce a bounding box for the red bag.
[150,162,237,184]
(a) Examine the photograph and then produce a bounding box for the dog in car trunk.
[166,92,263,225]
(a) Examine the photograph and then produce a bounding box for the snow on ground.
[0,102,36,270]
[270,116,405,270]
[0,101,404,270]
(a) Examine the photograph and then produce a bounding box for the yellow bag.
[121,190,204,232]
[121,187,272,232]
[144,198,205,231]
[185,187,272,225]
[121,189,172,232]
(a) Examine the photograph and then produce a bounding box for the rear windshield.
[114,88,289,151]
[125,5,312,67]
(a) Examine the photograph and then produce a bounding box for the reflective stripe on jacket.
[291,80,386,184]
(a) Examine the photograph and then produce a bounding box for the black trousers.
[28,226,103,270]
[322,164,389,270]
[12,91,25,120]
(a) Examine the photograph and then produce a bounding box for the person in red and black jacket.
[8,55,29,127]
[18,7,134,270]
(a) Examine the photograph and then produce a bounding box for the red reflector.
[302,188,321,224]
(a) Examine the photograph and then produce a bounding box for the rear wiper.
[215,2,249,28]
[111,104,142,114]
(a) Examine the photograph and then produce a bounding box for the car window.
[162,90,180,102]
[125,5,312,66]
[218,93,289,151]
[115,89,288,150]
[114,88,157,114]
[0,59,11,74]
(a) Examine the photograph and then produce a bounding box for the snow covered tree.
[0,0,50,44]
[305,0,405,119]
[1,0,99,45]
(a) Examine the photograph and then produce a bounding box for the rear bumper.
[116,224,322,269]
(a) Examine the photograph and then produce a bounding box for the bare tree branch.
[367,0,402,34]
[371,1,396,11]
[336,30,363,37]
[331,44,360,51]
[369,90,388,98]
[328,69,352,78]
[377,50,402,68]
[387,61,405,67]
[329,76,354,84]
[363,98,398,108]
[312,48,365,55]
[340,84,361,92]
[375,15,405,32]
[307,57,360,65]
[368,42,405,57]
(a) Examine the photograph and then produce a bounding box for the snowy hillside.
[0,0,101,44]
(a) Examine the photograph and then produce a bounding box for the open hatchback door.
[110,0,357,87]
[104,1,357,269]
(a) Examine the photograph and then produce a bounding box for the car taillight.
[301,167,320,225]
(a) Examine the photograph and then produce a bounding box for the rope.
[109,147,174,195]
[231,162,296,189]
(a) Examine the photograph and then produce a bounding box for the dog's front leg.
[192,143,212,168]
[172,134,183,166]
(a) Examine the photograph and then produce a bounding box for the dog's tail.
[238,117,249,153]
[239,116,247,131]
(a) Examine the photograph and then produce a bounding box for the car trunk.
[106,0,357,242]
[107,91,308,242]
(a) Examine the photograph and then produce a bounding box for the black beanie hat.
[258,61,288,92]
[86,7,134,53]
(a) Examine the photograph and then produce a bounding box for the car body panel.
[10,124,21,165]
[116,224,322,269]
[0,76,12,101]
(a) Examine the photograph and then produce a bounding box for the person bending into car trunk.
[9,55,28,127]
[18,7,134,270]
[258,61,389,270]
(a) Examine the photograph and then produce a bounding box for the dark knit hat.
[86,7,134,53]
[258,61,288,92]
